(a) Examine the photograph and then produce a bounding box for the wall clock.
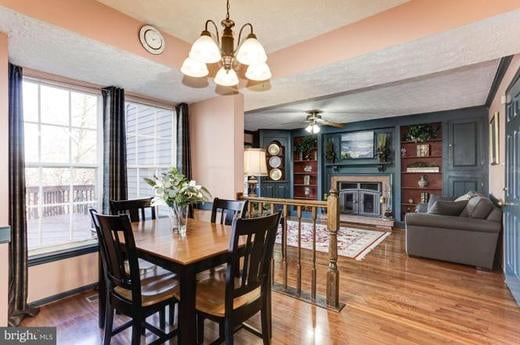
[139,25,166,55]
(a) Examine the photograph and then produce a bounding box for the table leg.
[178,265,197,345]
[98,253,106,328]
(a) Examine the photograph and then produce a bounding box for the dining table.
[97,217,272,345]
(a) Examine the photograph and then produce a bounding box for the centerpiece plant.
[145,167,211,235]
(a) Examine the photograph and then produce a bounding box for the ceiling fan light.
[312,124,321,134]
[189,33,221,64]
[181,57,209,78]
[236,36,267,65]
[245,62,272,81]
[305,124,313,133]
[214,67,239,86]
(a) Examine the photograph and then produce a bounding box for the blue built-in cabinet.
[257,106,489,222]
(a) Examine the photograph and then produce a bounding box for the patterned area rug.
[276,220,390,261]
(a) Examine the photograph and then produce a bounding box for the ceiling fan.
[304,110,343,133]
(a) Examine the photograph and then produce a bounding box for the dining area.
[90,170,281,345]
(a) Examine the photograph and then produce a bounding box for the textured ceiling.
[245,60,499,131]
[242,8,520,112]
[96,0,408,53]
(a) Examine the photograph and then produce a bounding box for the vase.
[418,175,429,188]
[170,204,189,235]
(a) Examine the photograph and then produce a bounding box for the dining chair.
[90,209,178,345]
[189,212,282,345]
[210,198,248,225]
[110,197,156,221]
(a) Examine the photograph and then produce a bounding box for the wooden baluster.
[326,189,340,309]
[247,200,253,218]
[282,204,289,290]
[296,205,302,296]
[311,206,318,301]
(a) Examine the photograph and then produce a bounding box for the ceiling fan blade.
[316,118,343,128]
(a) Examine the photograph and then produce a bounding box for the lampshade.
[180,57,209,78]
[305,124,320,134]
[245,62,272,81]
[214,67,239,86]
[189,33,221,63]
[244,148,268,176]
[236,36,267,65]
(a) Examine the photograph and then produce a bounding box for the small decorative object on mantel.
[416,144,430,157]
[304,164,313,172]
[376,133,391,171]
[418,175,429,188]
[403,124,438,143]
[303,175,311,185]
[406,162,440,173]
[304,187,311,197]
[295,136,317,160]
[401,147,407,158]
[325,138,337,163]
[420,192,430,203]
[408,198,414,204]
[145,168,211,236]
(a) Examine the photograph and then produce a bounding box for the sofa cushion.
[454,191,481,202]
[428,200,468,216]
[405,213,501,233]
[462,196,495,219]
[486,207,502,222]
[427,195,452,212]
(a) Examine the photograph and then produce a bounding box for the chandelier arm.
[235,23,254,53]
[204,19,220,45]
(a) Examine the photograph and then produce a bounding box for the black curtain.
[176,103,191,179]
[8,63,39,326]
[102,87,128,213]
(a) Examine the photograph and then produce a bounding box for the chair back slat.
[89,209,141,295]
[210,198,248,225]
[110,197,156,222]
[225,212,281,311]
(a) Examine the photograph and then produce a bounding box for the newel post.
[326,189,340,309]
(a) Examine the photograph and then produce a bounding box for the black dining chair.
[90,209,178,345]
[110,198,156,221]
[210,198,248,226]
[189,212,282,345]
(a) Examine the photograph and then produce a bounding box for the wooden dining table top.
[130,217,233,266]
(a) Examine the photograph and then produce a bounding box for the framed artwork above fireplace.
[340,131,374,159]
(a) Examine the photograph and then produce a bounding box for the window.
[23,79,102,255]
[126,102,176,200]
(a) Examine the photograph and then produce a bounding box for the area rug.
[276,220,390,261]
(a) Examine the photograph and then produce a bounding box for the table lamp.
[244,148,268,196]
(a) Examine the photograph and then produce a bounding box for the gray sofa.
[405,194,502,270]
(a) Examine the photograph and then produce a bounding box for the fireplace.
[339,182,381,217]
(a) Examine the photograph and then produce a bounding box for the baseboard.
[29,283,98,308]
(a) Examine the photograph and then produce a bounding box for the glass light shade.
[214,67,239,86]
[189,34,221,63]
[236,37,267,65]
[305,125,313,133]
[181,57,209,78]
[245,62,272,81]
[244,148,268,176]
[312,124,321,134]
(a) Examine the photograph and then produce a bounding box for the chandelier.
[181,0,271,87]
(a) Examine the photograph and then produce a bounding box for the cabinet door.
[274,184,288,199]
[446,119,487,171]
[446,175,485,198]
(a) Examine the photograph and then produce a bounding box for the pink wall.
[190,95,244,200]
[0,32,8,326]
[27,253,98,304]
[489,55,520,200]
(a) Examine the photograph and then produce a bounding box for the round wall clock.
[267,143,281,156]
[139,25,166,55]
[269,168,282,181]
[268,156,282,168]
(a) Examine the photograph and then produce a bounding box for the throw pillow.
[466,196,495,219]
[428,200,468,216]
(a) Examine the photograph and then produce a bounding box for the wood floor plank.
[22,230,520,344]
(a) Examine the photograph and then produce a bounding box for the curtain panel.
[176,103,191,179]
[102,86,128,213]
[8,63,39,326]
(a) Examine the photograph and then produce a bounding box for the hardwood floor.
[22,230,520,344]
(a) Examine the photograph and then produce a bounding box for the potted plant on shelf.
[295,136,317,160]
[145,168,211,235]
[403,124,437,143]
[325,138,337,163]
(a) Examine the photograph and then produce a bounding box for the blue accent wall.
[258,106,489,223]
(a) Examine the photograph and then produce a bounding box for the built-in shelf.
[294,184,317,187]
[294,160,317,163]
[401,155,442,159]
[401,138,442,144]
[402,172,441,175]
[294,196,317,200]
[293,135,319,201]
[293,172,317,176]
[402,187,442,191]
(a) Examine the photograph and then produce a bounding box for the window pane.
[71,202,97,242]
[126,135,137,165]
[39,204,71,246]
[40,85,69,125]
[127,168,138,199]
[23,81,39,122]
[126,104,137,136]
[138,168,155,197]
[72,168,97,202]
[71,128,97,164]
[156,110,172,138]
[24,123,39,163]
[138,107,155,136]
[71,91,97,128]
[156,139,172,165]
[137,136,155,165]
[41,125,69,163]
[41,168,71,206]
[25,168,40,219]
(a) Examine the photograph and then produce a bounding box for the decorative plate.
[268,156,282,168]
[267,143,281,156]
[269,168,282,181]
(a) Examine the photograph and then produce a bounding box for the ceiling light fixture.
[305,122,321,134]
[181,0,271,87]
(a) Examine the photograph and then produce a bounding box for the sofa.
[405,193,502,270]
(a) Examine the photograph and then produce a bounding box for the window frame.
[23,77,104,260]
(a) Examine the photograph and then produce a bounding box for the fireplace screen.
[338,182,381,217]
